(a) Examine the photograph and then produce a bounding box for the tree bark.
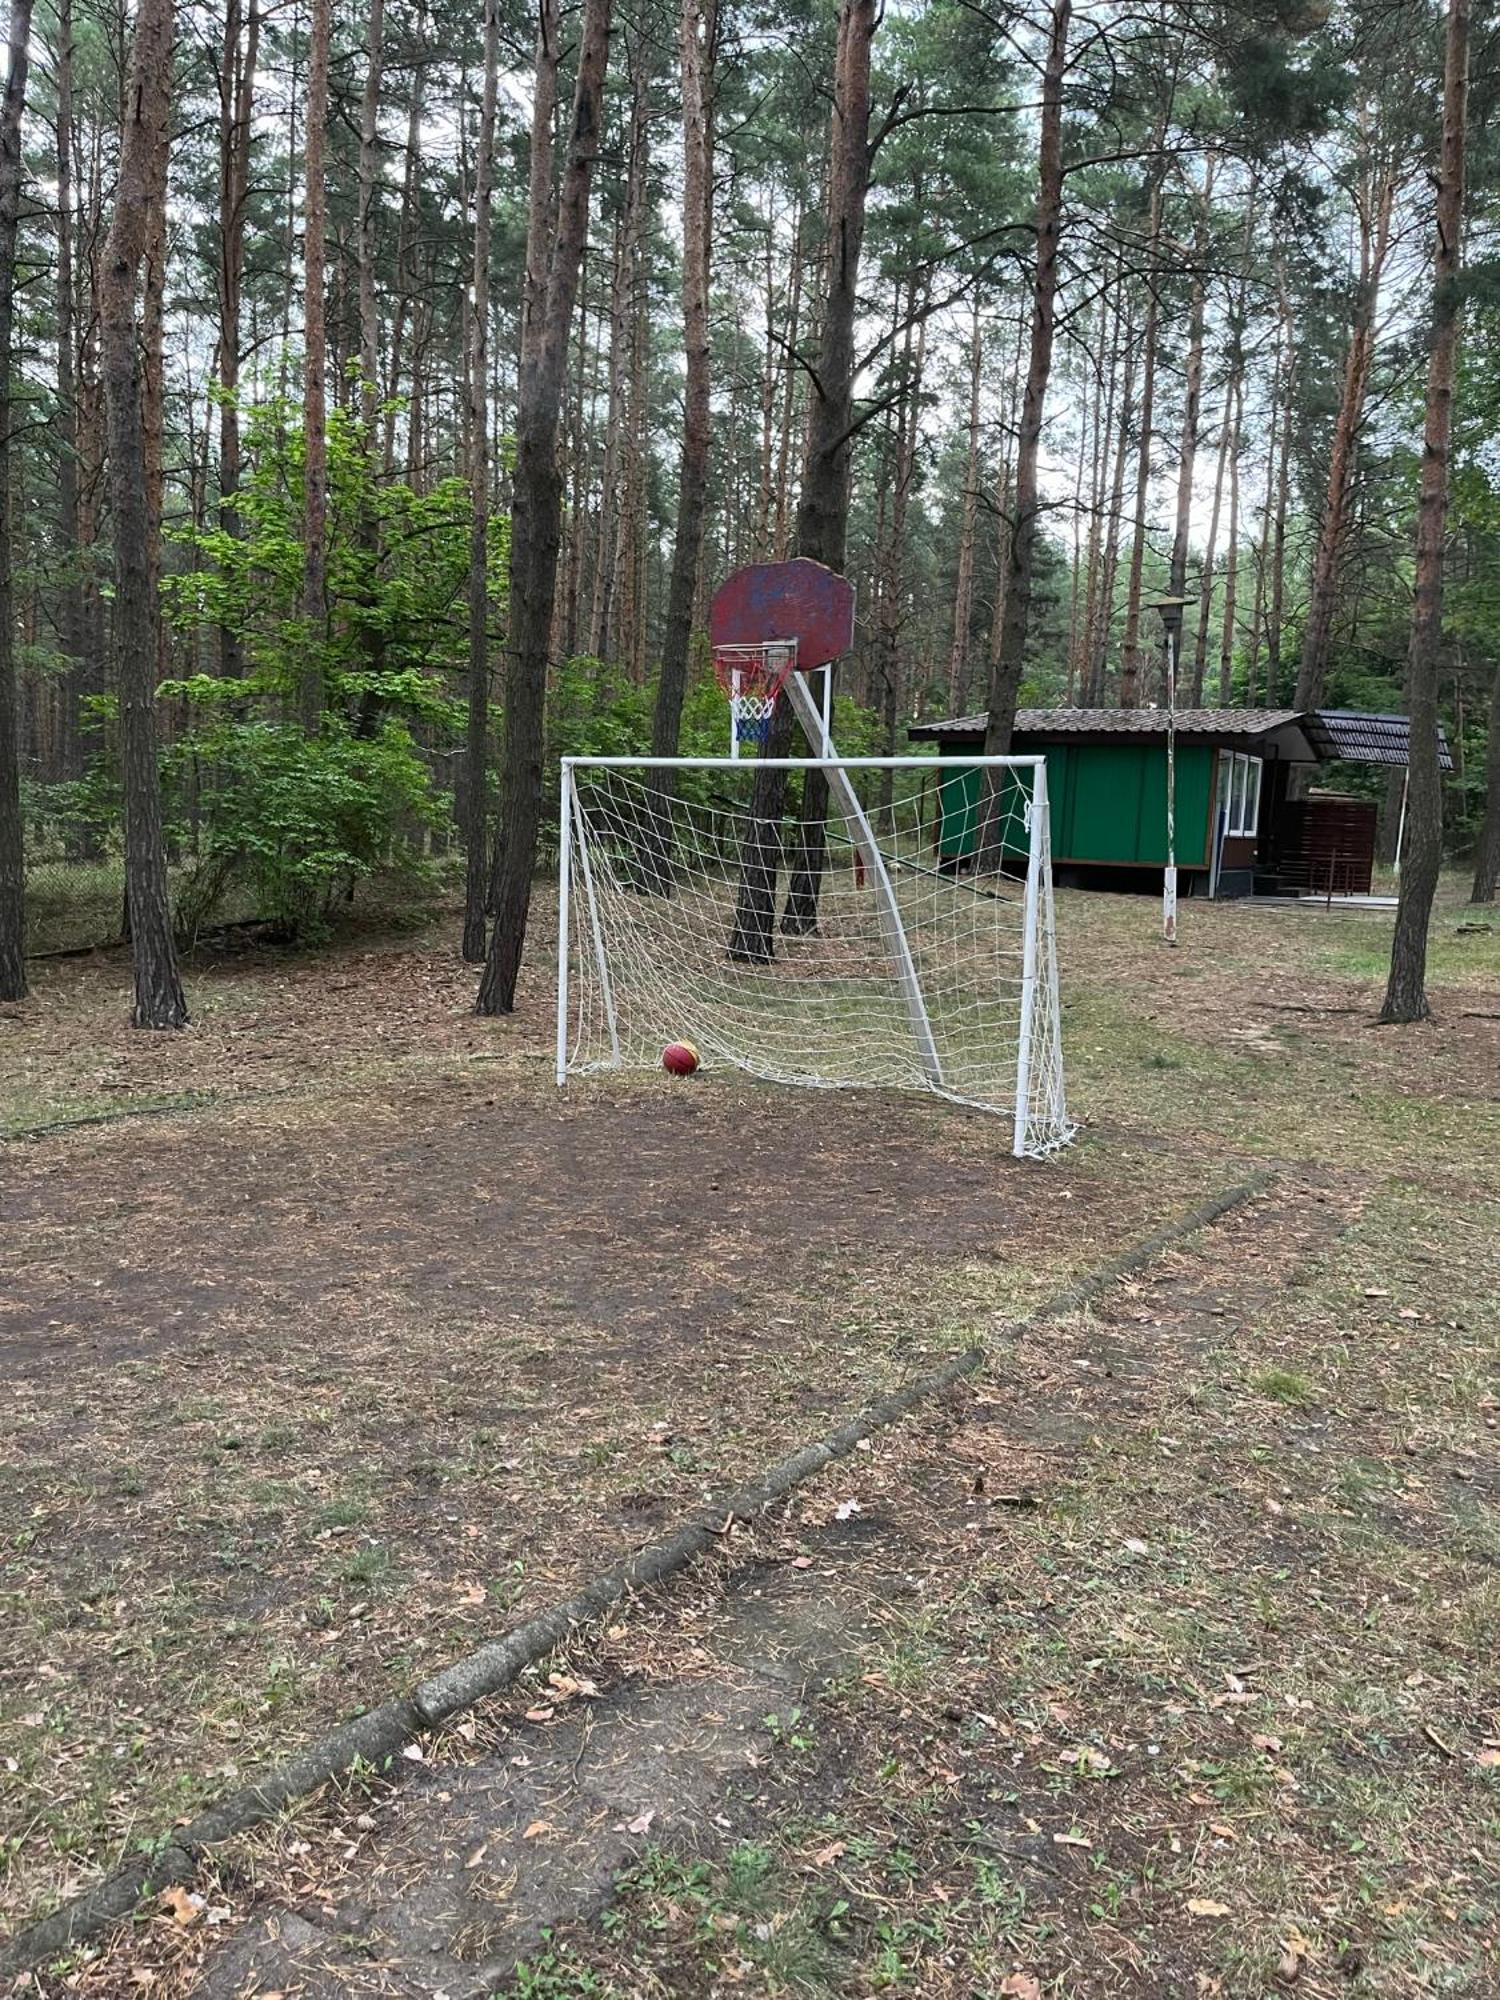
[356,0,385,436]
[53,0,85,769]
[650,0,717,767]
[946,295,984,711]
[981,0,1069,814]
[1381,0,1467,1022]
[1296,158,1395,712]
[477,0,612,1015]
[1086,292,1135,705]
[462,0,500,962]
[1217,369,1244,705]
[102,0,187,1027]
[300,0,331,732]
[730,0,877,958]
[0,0,34,1001]
[215,0,257,678]
[1471,658,1500,903]
[1118,176,1162,709]
[1265,268,1294,706]
[1166,158,1215,697]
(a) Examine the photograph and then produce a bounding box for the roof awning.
[1302,709,1454,771]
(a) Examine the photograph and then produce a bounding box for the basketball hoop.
[714,639,797,753]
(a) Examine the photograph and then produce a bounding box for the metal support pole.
[554,764,574,1086]
[1163,621,1178,945]
[1013,764,1047,1157]
[781,670,944,1090]
[570,770,621,1067]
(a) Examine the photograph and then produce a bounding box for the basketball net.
[713,639,797,754]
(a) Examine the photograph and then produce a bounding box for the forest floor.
[2,884,1498,1997]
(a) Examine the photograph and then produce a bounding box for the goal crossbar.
[556,752,1072,1158]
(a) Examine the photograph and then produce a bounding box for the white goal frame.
[556,753,1070,1158]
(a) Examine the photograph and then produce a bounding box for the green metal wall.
[936,742,1215,868]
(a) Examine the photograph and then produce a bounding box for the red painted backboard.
[709,559,855,670]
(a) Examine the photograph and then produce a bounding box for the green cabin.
[907,708,1447,899]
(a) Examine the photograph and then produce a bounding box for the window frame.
[1219,751,1263,839]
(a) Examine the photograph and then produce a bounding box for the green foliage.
[165,393,496,721]
[163,720,446,941]
[154,395,488,937]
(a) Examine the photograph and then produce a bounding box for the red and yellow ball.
[662,1040,700,1077]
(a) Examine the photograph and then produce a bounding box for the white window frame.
[1220,751,1263,838]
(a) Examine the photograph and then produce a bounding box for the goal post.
[556,754,1074,1158]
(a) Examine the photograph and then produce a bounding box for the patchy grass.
[3,878,1498,1997]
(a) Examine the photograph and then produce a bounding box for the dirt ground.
[2,885,1498,1997]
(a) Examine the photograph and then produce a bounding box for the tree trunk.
[730,0,877,959]
[356,0,385,435]
[1190,389,1232,706]
[477,0,612,1015]
[1166,159,1214,696]
[946,294,984,710]
[870,289,926,809]
[981,0,1069,799]
[383,48,424,474]
[216,0,258,678]
[1217,369,1244,704]
[1470,658,1500,902]
[462,0,500,962]
[650,0,717,766]
[1077,285,1118,709]
[102,0,187,1027]
[1265,270,1294,706]
[54,0,85,769]
[1381,0,1467,1022]
[1118,178,1162,709]
[300,0,331,732]
[0,0,34,1001]
[1296,161,1396,711]
[1086,293,1135,705]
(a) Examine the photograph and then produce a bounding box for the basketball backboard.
[709,559,855,670]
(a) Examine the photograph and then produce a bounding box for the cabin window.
[1221,752,1263,838]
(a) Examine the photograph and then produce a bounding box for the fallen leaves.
[158,1886,202,1927]
[615,1808,655,1836]
[1185,1897,1233,1918]
[999,1976,1043,1999]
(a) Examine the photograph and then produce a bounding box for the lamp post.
[1151,596,1190,945]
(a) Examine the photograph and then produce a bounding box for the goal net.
[556,756,1073,1158]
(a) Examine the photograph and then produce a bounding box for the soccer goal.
[555,752,1073,1158]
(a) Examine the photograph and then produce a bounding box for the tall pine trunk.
[651,0,717,766]
[300,0,330,732]
[102,0,187,1027]
[0,0,34,1000]
[462,0,500,961]
[54,0,84,769]
[946,295,984,710]
[1296,161,1395,711]
[982,0,1069,788]
[1471,658,1500,903]
[478,0,612,1015]
[729,0,877,958]
[1118,178,1161,709]
[1381,0,1468,1022]
[216,0,258,678]
[1166,159,1214,695]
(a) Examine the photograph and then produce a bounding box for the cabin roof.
[907,705,1451,768]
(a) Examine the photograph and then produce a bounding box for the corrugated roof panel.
[908,706,1304,740]
[908,705,1453,771]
